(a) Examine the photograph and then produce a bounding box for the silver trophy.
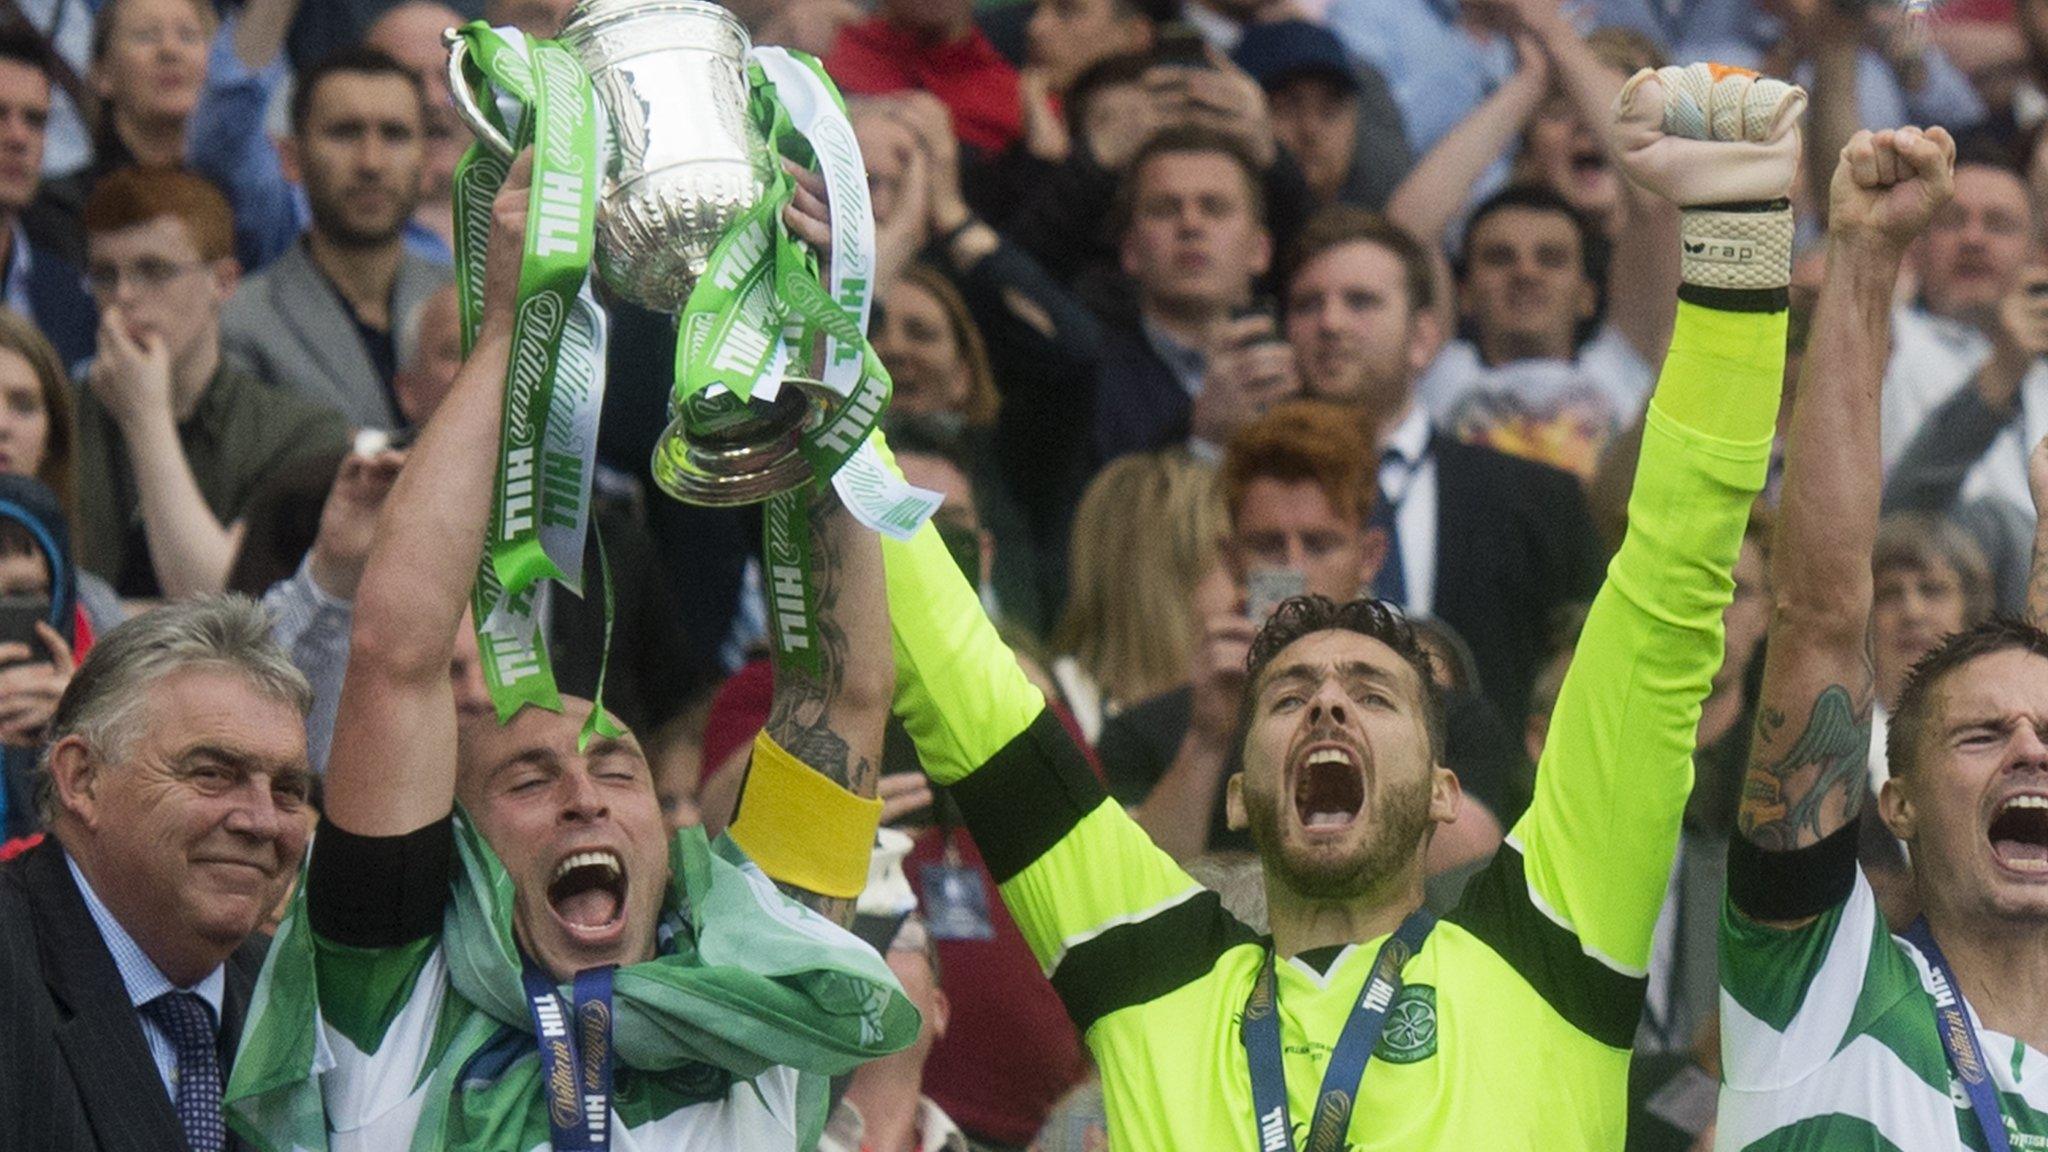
[447,0,827,505]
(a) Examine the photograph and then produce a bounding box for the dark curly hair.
[1240,595,1446,761]
[1889,615,2048,780]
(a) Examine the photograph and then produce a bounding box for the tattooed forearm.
[1737,684,1875,851]
[762,486,888,926]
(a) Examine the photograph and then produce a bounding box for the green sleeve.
[1511,301,1784,976]
[883,521,1250,1013]
[312,932,442,1055]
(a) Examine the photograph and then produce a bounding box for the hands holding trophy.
[443,0,936,721]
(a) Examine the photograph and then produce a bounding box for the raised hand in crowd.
[1129,601,1257,861]
[1145,54,1277,168]
[0,620,71,747]
[1018,66,1071,164]
[1191,312,1299,448]
[85,306,174,435]
[306,448,406,602]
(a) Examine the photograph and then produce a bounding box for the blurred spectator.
[818,916,967,1152]
[827,0,1026,156]
[1096,125,1280,461]
[0,474,82,839]
[1096,400,1526,883]
[46,0,305,273]
[1866,512,1996,790]
[1573,0,1985,131]
[1278,205,1605,724]
[854,93,1107,606]
[4,0,98,182]
[1050,450,1224,743]
[284,0,484,74]
[0,29,92,369]
[1177,0,1296,51]
[748,0,866,59]
[0,598,312,1151]
[482,0,574,37]
[222,46,448,429]
[1878,143,2042,534]
[362,1,471,257]
[884,407,1046,638]
[1420,185,1649,478]
[1230,19,1411,210]
[1324,0,1518,158]
[0,309,122,632]
[1004,48,1313,306]
[1025,0,1168,94]
[74,167,351,599]
[393,279,462,424]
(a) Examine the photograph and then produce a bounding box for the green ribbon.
[661,48,938,676]
[450,22,616,740]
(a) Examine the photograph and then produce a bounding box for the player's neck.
[1924,907,2048,1052]
[1266,867,1426,959]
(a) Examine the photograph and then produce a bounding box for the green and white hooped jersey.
[312,937,809,1152]
[1716,870,2048,1151]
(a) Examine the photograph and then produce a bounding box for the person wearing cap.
[1230,20,1410,211]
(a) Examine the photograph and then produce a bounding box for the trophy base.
[650,382,836,506]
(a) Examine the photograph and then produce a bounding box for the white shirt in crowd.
[1881,305,2048,518]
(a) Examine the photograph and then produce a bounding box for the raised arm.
[1385,39,1549,249]
[1734,128,1954,905]
[737,488,892,928]
[321,155,526,837]
[1497,65,1802,974]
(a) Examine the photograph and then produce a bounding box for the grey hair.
[33,596,312,825]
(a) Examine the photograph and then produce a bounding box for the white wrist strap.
[1679,202,1793,293]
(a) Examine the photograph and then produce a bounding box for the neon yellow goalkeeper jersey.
[883,304,1787,1150]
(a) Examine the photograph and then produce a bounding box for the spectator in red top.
[825,0,1024,155]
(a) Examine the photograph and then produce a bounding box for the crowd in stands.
[1,0,2045,1150]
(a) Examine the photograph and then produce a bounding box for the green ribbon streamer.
[450,21,616,741]
[661,55,908,677]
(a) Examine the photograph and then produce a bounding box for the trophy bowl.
[447,0,836,506]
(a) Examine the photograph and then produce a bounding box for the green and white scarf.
[224,817,919,1152]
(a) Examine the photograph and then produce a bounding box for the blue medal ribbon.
[519,959,617,1152]
[1241,910,1435,1152]
[1902,919,2012,1152]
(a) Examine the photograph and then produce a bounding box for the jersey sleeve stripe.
[1048,887,1260,1035]
[947,708,1109,884]
[1447,840,1647,1048]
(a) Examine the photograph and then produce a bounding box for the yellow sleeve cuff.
[727,730,884,900]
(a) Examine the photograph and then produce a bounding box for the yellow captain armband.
[727,730,884,900]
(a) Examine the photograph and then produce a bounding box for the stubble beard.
[1246,769,1434,901]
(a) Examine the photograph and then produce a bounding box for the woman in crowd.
[1050,451,1225,744]
[0,309,121,634]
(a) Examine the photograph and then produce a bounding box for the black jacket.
[1429,433,1606,727]
[0,837,266,1151]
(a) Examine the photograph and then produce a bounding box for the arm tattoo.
[1737,684,1875,852]
[764,491,879,927]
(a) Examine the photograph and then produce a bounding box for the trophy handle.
[444,30,515,159]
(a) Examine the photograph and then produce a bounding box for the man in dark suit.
[1092,124,1284,463]
[222,46,449,430]
[0,27,94,370]
[1280,205,1605,727]
[0,599,315,1152]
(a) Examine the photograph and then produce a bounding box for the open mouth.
[1989,795,2048,873]
[1293,744,1366,831]
[547,849,627,932]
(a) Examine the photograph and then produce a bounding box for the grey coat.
[221,239,450,429]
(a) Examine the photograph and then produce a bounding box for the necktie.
[143,990,226,1152]
[1371,451,1410,606]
